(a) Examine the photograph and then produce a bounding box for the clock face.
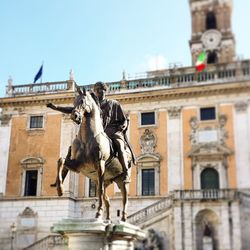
[201,30,222,50]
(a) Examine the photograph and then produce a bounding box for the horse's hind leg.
[95,160,105,219]
[117,179,129,222]
[104,183,111,220]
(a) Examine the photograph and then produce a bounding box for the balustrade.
[5,60,250,97]
[127,196,173,225]
[23,235,65,250]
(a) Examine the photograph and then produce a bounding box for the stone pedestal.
[51,218,146,250]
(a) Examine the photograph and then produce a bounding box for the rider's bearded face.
[94,86,106,101]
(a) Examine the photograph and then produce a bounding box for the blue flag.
[34,64,43,83]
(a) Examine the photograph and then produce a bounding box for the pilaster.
[167,106,183,192]
[234,102,250,188]
[0,113,12,195]
[60,114,79,196]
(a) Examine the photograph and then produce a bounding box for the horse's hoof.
[57,185,63,196]
[121,217,126,222]
[121,212,127,222]
[95,212,103,220]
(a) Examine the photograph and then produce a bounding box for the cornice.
[111,80,250,104]
[0,91,75,108]
[1,80,250,108]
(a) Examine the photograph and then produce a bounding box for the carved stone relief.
[218,114,228,145]
[188,113,232,180]
[140,129,157,154]
[235,101,248,113]
[19,207,37,217]
[189,116,199,145]
[0,113,12,126]
[167,106,182,119]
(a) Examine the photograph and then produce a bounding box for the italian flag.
[196,51,206,71]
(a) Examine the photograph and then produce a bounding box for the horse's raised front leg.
[51,146,71,187]
[64,140,82,173]
[95,160,105,220]
[56,157,64,196]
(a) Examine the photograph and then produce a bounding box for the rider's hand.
[47,103,57,110]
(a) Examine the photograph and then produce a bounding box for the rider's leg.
[113,134,130,183]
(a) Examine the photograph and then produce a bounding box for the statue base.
[51,218,146,250]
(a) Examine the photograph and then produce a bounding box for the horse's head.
[71,87,93,124]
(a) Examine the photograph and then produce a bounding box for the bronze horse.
[51,88,132,221]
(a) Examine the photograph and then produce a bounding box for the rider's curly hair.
[93,81,108,91]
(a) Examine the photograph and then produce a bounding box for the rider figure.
[47,81,131,183]
[93,81,130,183]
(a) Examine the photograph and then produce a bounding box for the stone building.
[0,0,250,249]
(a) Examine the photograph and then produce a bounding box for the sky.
[0,0,250,97]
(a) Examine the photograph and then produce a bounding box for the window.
[24,170,38,196]
[207,51,218,64]
[89,179,96,197]
[142,169,155,196]
[201,168,219,189]
[29,116,43,129]
[206,12,217,30]
[200,107,216,121]
[21,157,44,197]
[141,112,155,126]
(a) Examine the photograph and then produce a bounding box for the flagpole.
[41,61,44,83]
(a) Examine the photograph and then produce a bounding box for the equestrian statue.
[47,82,136,222]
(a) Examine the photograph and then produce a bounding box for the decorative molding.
[189,116,199,145]
[167,106,182,119]
[21,157,44,169]
[137,153,161,163]
[235,101,248,113]
[19,207,37,217]
[218,114,228,145]
[62,113,72,121]
[188,142,233,161]
[140,129,157,154]
[0,114,12,126]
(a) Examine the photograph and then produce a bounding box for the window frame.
[24,170,38,196]
[88,178,97,197]
[27,114,45,130]
[199,107,217,122]
[139,111,157,127]
[141,168,155,196]
[21,157,44,197]
[136,154,160,196]
[200,167,220,189]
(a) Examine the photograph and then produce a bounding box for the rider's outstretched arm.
[47,103,73,114]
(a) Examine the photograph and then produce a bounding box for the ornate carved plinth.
[51,219,146,250]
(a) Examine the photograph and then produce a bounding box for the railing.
[238,190,250,206]
[6,80,75,97]
[173,189,238,200]
[23,235,66,250]
[127,195,173,225]
[5,60,250,97]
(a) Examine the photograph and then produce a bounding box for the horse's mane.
[89,91,102,117]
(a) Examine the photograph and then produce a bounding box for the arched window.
[206,12,217,30]
[201,168,219,189]
[207,51,218,64]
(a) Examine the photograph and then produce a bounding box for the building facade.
[0,0,250,249]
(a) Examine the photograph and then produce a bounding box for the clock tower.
[189,0,236,65]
